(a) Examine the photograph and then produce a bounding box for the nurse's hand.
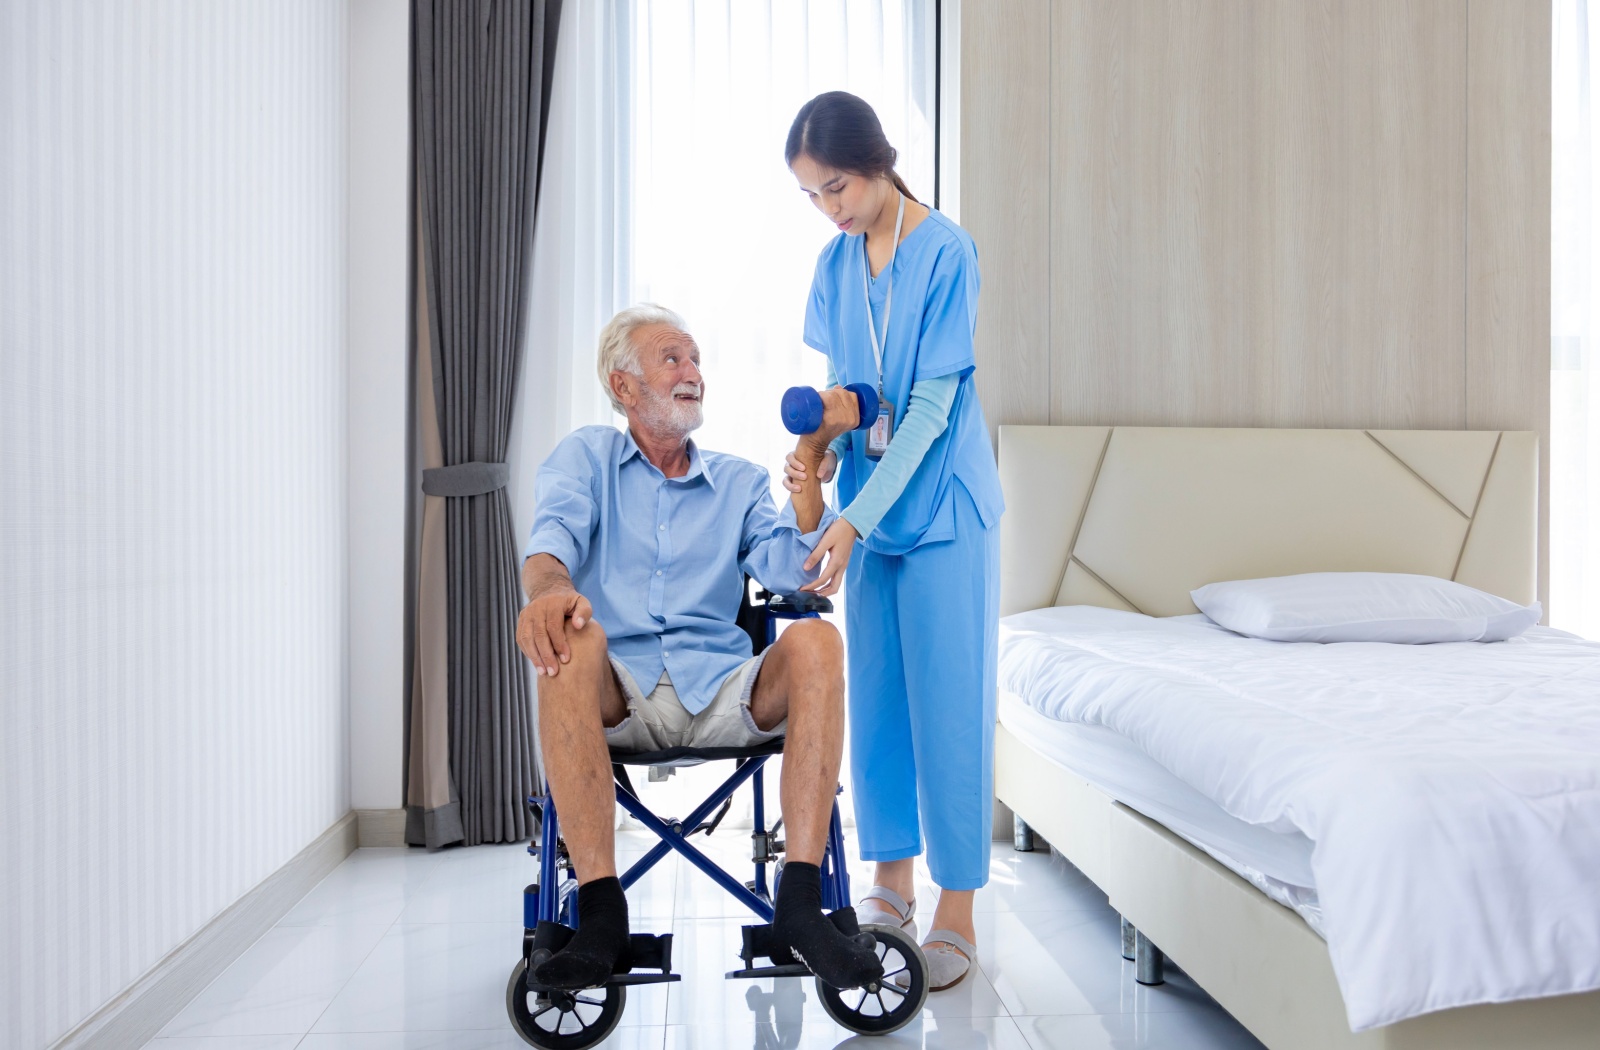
[801,517,858,597]
[783,449,837,493]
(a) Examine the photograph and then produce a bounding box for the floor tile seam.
[407,852,472,897]
[407,847,535,895]
[155,922,348,1040]
[296,917,402,1039]
[1006,1000,1230,1015]
[282,859,446,927]
[967,904,1113,914]
[997,997,1222,1018]
[382,919,538,928]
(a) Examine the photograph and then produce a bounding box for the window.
[629,1,938,493]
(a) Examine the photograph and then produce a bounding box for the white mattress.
[999,607,1600,1032]
[997,690,1326,937]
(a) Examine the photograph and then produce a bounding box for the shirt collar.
[619,428,713,489]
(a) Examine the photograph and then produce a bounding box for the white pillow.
[1190,572,1542,644]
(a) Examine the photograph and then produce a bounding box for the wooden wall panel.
[1049,0,1467,429]
[960,0,1052,430]
[1466,0,1553,603]
[960,0,1550,603]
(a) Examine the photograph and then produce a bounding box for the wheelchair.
[506,584,930,1048]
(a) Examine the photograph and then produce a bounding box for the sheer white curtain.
[510,0,935,563]
[507,1,634,538]
[510,0,937,824]
[1553,1,1600,639]
[630,1,937,492]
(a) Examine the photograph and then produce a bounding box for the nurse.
[783,91,1005,991]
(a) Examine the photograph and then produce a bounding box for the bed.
[994,425,1600,1050]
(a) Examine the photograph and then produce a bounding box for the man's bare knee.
[543,619,630,729]
[780,618,842,669]
[537,620,611,702]
[774,619,844,703]
[565,617,609,666]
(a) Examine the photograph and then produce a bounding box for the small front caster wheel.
[506,959,626,1049]
[815,922,928,1035]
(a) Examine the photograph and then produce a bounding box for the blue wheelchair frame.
[522,591,852,933]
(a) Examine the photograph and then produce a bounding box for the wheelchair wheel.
[815,923,927,1036]
[506,959,626,1050]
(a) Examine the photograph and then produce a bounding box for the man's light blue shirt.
[523,425,836,715]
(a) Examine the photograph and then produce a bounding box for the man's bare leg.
[748,617,847,865]
[535,620,629,883]
[748,617,882,989]
[531,620,636,988]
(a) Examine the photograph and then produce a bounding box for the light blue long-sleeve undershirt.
[822,360,959,540]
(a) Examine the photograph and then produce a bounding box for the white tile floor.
[147,828,1267,1049]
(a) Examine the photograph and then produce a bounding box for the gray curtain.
[408,0,560,847]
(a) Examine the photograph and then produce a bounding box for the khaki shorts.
[604,652,785,754]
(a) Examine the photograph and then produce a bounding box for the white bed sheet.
[997,691,1327,937]
[999,607,1600,1032]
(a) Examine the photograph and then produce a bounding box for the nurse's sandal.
[894,929,976,993]
[855,886,918,941]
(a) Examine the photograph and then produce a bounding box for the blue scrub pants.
[844,485,1000,890]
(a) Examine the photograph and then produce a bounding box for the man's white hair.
[597,303,688,414]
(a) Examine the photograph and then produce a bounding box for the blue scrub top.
[803,207,1004,555]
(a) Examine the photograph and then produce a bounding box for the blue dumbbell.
[781,383,881,436]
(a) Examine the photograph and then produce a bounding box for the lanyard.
[862,193,905,396]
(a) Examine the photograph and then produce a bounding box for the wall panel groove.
[0,4,351,1046]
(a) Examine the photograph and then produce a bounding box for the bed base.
[996,721,1600,1050]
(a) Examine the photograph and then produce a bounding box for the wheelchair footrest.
[733,910,860,973]
[627,932,675,973]
[726,963,812,980]
[605,972,683,986]
[523,923,681,991]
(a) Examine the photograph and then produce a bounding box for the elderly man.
[516,303,876,992]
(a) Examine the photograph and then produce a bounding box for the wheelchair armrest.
[764,590,834,616]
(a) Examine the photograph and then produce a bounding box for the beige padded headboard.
[999,426,1538,617]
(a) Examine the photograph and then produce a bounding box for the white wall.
[0,3,350,1046]
[347,0,411,815]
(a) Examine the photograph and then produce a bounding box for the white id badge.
[865,396,895,459]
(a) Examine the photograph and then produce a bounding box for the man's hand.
[783,449,837,493]
[801,517,859,597]
[518,554,593,677]
[796,387,863,462]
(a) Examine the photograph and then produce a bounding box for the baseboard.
[50,811,359,1050]
[356,807,407,847]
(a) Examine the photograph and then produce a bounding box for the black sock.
[772,862,884,990]
[533,876,632,989]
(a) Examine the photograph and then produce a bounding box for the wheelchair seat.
[606,578,816,772]
[609,736,785,769]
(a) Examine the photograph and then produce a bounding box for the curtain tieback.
[421,461,510,497]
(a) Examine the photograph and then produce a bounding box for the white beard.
[634,381,704,438]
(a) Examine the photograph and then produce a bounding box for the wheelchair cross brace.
[614,755,780,920]
[525,755,851,930]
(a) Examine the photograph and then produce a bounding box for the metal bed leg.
[1120,915,1136,961]
[1134,930,1165,986]
[1013,814,1035,852]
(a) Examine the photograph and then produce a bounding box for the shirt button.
[659,524,666,531]
[663,651,670,660]
[656,570,663,576]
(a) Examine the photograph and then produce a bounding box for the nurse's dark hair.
[786,91,919,203]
